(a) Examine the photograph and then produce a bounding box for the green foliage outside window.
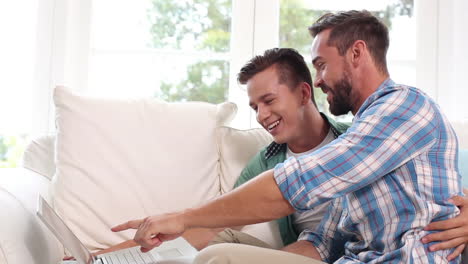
[0,135,27,168]
[149,0,412,107]
[148,0,231,103]
[158,60,229,102]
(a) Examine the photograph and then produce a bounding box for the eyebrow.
[249,93,275,108]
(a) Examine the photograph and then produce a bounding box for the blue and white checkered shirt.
[273,79,462,263]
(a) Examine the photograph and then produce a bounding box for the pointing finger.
[111,219,144,232]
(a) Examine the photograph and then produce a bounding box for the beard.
[321,75,353,116]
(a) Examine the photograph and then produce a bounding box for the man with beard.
[113,10,463,263]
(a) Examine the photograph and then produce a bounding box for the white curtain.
[417,0,468,122]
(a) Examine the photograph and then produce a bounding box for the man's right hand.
[94,240,139,256]
[111,212,186,252]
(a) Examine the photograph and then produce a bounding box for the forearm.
[183,169,294,229]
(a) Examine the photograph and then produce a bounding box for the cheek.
[283,108,301,126]
[323,66,340,81]
[323,69,335,82]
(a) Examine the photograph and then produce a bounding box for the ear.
[349,40,367,67]
[300,82,312,105]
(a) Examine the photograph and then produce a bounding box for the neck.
[351,69,389,115]
[287,105,329,153]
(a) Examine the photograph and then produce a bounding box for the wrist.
[181,208,194,229]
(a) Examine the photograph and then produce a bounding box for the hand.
[93,240,138,256]
[281,240,322,260]
[111,213,186,253]
[422,193,468,261]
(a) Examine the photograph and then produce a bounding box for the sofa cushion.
[217,126,272,193]
[51,86,236,250]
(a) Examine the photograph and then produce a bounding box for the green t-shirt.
[234,114,350,246]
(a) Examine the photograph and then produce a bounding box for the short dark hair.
[309,10,389,74]
[237,48,316,105]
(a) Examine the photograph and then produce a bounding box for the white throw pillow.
[51,86,236,250]
[217,126,272,193]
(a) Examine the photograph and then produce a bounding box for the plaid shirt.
[273,79,462,263]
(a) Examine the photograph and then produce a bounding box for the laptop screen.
[37,196,94,264]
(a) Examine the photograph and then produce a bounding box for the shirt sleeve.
[274,87,439,211]
[234,151,265,188]
[298,198,346,263]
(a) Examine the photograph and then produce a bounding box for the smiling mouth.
[320,84,331,94]
[267,119,281,132]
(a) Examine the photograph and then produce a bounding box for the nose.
[256,105,270,124]
[313,73,323,88]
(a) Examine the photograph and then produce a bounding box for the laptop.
[37,196,198,264]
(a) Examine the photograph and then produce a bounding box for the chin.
[272,136,286,144]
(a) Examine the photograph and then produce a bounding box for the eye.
[265,99,274,105]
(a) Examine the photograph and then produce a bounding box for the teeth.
[268,120,280,130]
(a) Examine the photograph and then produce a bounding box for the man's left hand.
[423,189,468,261]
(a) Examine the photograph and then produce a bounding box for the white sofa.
[0,87,278,264]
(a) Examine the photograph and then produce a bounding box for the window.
[88,0,232,104]
[2,0,467,168]
[0,1,38,167]
[88,0,418,125]
[87,0,279,129]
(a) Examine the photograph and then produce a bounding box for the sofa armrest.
[0,168,63,264]
[21,135,56,181]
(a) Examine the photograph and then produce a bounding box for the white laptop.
[37,196,198,264]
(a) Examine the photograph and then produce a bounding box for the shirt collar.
[355,78,395,119]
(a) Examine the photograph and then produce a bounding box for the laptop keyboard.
[102,247,157,264]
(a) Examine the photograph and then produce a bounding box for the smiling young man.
[112,10,464,263]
